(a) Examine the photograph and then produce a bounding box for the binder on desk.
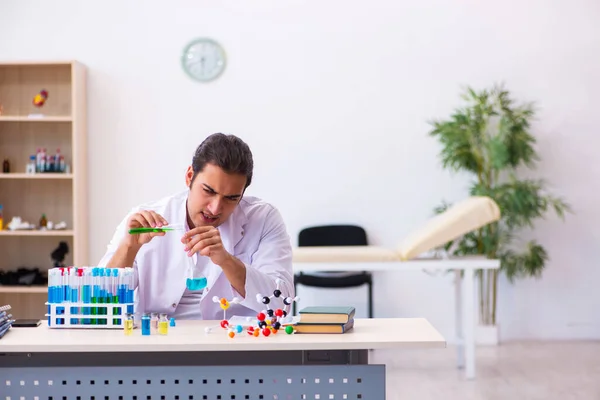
[0,304,13,339]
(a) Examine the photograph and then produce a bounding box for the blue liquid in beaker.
[186,277,207,291]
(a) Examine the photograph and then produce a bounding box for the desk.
[293,254,500,380]
[1,318,445,399]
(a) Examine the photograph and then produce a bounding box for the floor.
[370,341,600,399]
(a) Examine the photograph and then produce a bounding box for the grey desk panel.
[0,350,368,367]
[1,364,385,399]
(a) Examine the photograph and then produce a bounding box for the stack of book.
[0,304,13,339]
[294,306,355,334]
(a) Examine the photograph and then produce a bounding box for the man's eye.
[203,189,214,194]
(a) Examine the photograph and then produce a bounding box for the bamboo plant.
[428,84,571,326]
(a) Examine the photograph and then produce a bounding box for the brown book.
[294,319,354,334]
[298,306,355,324]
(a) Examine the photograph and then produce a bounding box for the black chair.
[293,225,373,318]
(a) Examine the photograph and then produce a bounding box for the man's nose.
[208,197,223,214]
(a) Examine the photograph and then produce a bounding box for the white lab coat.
[97,189,295,320]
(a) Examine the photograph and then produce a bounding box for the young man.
[97,133,294,320]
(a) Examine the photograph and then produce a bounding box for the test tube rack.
[45,301,134,329]
[46,266,136,329]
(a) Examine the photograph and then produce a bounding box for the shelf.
[0,173,73,179]
[0,286,47,294]
[0,116,72,122]
[0,230,74,237]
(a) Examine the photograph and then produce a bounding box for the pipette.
[128,225,185,234]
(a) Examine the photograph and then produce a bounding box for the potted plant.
[428,84,571,344]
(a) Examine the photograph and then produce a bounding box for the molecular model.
[204,296,244,338]
[204,279,299,339]
[247,278,299,337]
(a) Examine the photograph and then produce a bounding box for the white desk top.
[0,318,445,353]
[293,257,500,272]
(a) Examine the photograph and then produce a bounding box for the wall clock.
[181,38,226,82]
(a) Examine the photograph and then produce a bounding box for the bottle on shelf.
[26,155,36,174]
[2,158,9,173]
[39,213,47,229]
[0,204,3,230]
[54,148,63,173]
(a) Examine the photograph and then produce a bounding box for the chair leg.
[368,281,373,318]
[293,281,298,316]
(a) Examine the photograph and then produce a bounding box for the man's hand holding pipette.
[105,210,170,270]
[124,211,170,247]
[182,226,247,297]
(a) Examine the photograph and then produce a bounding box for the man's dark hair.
[191,133,254,189]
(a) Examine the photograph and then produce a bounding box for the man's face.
[185,162,247,228]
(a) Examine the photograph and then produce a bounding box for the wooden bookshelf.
[0,61,88,319]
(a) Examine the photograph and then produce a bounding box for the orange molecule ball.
[228,331,235,338]
[253,329,260,337]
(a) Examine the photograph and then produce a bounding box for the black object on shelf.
[0,268,48,286]
[51,241,69,268]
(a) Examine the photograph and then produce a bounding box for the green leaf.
[500,241,548,282]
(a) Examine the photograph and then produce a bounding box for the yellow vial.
[124,313,134,336]
[158,313,168,335]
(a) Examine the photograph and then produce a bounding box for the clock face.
[181,38,226,82]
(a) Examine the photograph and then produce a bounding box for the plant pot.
[476,324,499,345]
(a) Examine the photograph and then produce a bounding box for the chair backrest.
[298,225,368,247]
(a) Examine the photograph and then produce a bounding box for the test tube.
[126,268,134,314]
[91,267,99,325]
[112,269,120,325]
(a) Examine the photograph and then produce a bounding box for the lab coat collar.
[219,201,249,256]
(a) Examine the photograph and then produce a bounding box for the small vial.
[124,313,134,336]
[151,312,159,334]
[158,313,169,335]
[141,313,151,336]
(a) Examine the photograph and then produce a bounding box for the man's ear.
[185,166,194,187]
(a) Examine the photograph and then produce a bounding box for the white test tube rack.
[45,301,134,329]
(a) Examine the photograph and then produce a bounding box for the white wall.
[1,0,599,341]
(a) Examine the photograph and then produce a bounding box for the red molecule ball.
[220,320,229,328]
[275,309,283,317]
[262,328,271,336]
[257,312,266,321]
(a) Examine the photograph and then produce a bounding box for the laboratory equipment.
[151,312,158,334]
[186,254,208,291]
[158,313,168,335]
[124,314,134,336]
[45,266,135,329]
[128,224,184,234]
[141,313,151,336]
